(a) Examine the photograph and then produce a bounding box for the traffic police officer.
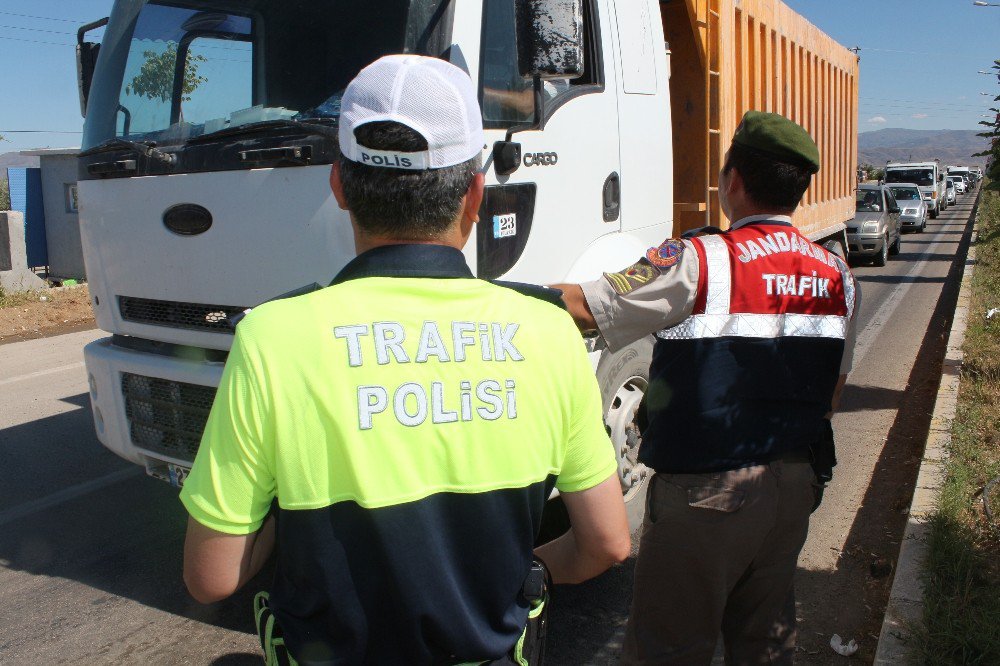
[180,55,630,665]
[557,111,860,665]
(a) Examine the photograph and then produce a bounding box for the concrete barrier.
[0,211,47,293]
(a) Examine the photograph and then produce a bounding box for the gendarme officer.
[557,111,860,664]
[179,55,630,665]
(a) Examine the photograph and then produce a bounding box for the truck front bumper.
[84,337,224,482]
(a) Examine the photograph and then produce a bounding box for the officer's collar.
[730,214,794,230]
[331,243,474,285]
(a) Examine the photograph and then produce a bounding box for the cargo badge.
[646,239,684,268]
[604,260,659,295]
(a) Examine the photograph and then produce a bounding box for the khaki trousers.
[622,461,815,666]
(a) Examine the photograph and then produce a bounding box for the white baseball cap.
[339,54,485,171]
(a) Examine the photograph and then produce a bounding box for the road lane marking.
[852,212,964,368]
[0,362,86,387]
[0,467,142,527]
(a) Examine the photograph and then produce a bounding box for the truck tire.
[596,336,654,532]
[930,204,938,219]
[534,336,654,544]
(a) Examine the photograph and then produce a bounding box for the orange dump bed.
[663,0,859,239]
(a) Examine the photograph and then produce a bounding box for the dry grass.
[0,284,95,342]
[914,184,1000,665]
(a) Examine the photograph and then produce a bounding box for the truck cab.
[77,0,680,519]
[884,161,946,218]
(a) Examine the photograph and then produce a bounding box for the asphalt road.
[0,187,978,664]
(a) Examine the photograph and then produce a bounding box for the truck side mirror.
[514,0,585,80]
[77,17,109,117]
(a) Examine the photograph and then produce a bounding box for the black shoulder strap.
[227,282,323,329]
[490,280,567,310]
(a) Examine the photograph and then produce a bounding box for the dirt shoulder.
[0,285,97,345]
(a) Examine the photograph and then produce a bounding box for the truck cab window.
[480,0,602,128]
[117,6,254,141]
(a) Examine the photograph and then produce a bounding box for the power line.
[1,130,82,134]
[0,10,93,24]
[0,35,75,47]
[0,23,77,36]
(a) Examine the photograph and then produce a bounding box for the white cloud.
[912,113,928,119]
[867,116,887,124]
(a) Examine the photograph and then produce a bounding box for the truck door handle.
[603,172,621,222]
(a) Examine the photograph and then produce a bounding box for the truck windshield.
[83,0,453,149]
[884,169,933,186]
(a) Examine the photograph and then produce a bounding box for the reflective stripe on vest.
[659,231,853,341]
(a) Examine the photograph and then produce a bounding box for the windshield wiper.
[79,138,173,161]
[79,138,176,175]
[186,118,338,145]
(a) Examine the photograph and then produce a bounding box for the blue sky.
[1,0,998,154]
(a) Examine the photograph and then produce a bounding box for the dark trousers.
[622,461,815,665]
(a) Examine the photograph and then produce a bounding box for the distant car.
[948,176,966,195]
[946,179,956,204]
[887,183,928,233]
[847,184,902,267]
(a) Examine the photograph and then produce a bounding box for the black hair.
[338,121,481,238]
[722,143,815,212]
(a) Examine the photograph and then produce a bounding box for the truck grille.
[118,296,247,333]
[121,372,216,462]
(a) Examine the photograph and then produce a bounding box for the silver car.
[886,183,927,233]
[847,185,902,267]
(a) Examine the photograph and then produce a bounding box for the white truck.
[75,0,858,524]
[946,165,972,190]
[884,160,947,218]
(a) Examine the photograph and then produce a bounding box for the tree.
[125,43,207,103]
[974,60,1000,180]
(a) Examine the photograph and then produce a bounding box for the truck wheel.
[873,232,889,267]
[534,336,654,545]
[930,205,938,219]
[597,336,654,532]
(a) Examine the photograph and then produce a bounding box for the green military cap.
[732,110,821,173]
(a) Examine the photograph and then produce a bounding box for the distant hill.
[858,129,988,168]
[0,151,40,171]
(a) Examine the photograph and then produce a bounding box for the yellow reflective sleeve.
[554,321,617,493]
[180,328,275,535]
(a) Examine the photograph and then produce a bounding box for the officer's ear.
[461,172,486,225]
[330,162,348,211]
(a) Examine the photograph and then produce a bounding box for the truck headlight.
[862,221,880,233]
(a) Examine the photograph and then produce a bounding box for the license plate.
[167,464,190,488]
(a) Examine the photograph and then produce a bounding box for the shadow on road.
[792,192,978,663]
[0,399,270,639]
[836,385,906,413]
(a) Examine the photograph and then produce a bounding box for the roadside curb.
[873,191,980,664]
